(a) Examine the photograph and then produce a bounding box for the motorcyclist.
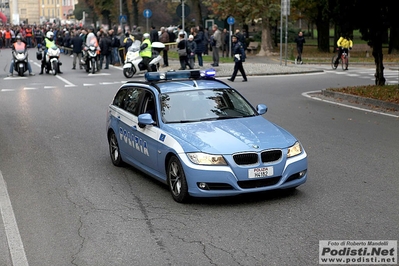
[8,35,35,76]
[40,31,63,74]
[83,27,100,67]
[140,33,152,71]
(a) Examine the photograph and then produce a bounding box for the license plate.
[248,166,274,178]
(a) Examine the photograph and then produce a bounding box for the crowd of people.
[1,23,250,80]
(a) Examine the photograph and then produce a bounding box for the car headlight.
[287,142,302,158]
[186,152,227,165]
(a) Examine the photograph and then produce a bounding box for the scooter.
[12,46,29,76]
[39,44,62,75]
[82,44,99,74]
[123,40,165,78]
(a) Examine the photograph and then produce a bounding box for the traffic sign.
[227,16,235,25]
[176,4,190,18]
[143,9,152,18]
[119,15,127,24]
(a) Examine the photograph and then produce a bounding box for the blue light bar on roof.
[145,69,215,82]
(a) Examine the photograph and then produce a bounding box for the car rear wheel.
[109,131,123,166]
[167,156,189,203]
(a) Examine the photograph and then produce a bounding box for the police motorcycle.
[44,44,62,75]
[82,44,99,74]
[12,39,29,76]
[123,40,165,78]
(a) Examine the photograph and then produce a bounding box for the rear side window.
[112,89,127,108]
[124,88,145,115]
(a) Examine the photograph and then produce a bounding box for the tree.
[354,0,393,85]
[295,0,332,52]
[203,0,280,56]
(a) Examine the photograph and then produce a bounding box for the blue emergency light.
[145,69,216,82]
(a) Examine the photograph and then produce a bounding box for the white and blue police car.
[106,69,307,203]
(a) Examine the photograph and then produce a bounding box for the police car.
[106,70,307,203]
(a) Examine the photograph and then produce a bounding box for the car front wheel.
[167,156,189,203]
[109,131,122,166]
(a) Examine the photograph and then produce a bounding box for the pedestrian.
[99,32,112,69]
[25,25,33,47]
[210,24,221,67]
[70,31,84,70]
[193,25,205,67]
[116,28,125,64]
[227,35,247,82]
[159,27,169,67]
[109,29,121,66]
[235,29,246,50]
[150,26,159,43]
[294,31,306,64]
[203,28,210,55]
[221,28,227,57]
[177,32,189,70]
[187,35,196,69]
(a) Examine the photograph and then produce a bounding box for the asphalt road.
[0,50,398,266]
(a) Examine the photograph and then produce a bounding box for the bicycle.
[331,47,349,70]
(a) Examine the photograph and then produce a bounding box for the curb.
[321,89,399,111]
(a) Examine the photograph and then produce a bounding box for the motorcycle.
[82,44,99,74]
[12,46,29,76]
[123,40,165,78]
[38,44,62,75]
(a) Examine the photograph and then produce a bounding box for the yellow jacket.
[337,37,353,49]
[140,39,152,58]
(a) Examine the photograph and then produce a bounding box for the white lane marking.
[24,87,37,90]
[302,90,399,118]
[55,75,76,87]
[1,89,15,92]
[88,73,110,76]
[0,171,29,266]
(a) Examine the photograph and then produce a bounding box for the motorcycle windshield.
[127,40,141,52]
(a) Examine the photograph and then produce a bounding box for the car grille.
[237,176,281,189]
[233,150,282,165]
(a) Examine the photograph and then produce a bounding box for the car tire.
[167,156,189,203]
[109,131,123,166]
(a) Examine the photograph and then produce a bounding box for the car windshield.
[160,88,257,123]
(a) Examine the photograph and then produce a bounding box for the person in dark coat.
[193,25,205,67]
[294,31,306,64]
[99,32,112,69]
[70,31,84,69]
[227,35,247,82]
[150,26,159,43]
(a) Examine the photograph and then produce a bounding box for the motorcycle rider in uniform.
[140,33,152,72]
[40,31,63,74]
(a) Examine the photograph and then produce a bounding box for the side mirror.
[256,104,267,115]
[138,113,155,128]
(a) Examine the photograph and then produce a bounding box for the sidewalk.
[162,53,323,77]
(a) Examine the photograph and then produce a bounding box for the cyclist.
[334,34,353,70]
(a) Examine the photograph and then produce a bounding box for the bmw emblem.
[252,144,259,149]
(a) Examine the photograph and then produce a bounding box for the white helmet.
[143,33,150,39]
[46,31,54,39]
